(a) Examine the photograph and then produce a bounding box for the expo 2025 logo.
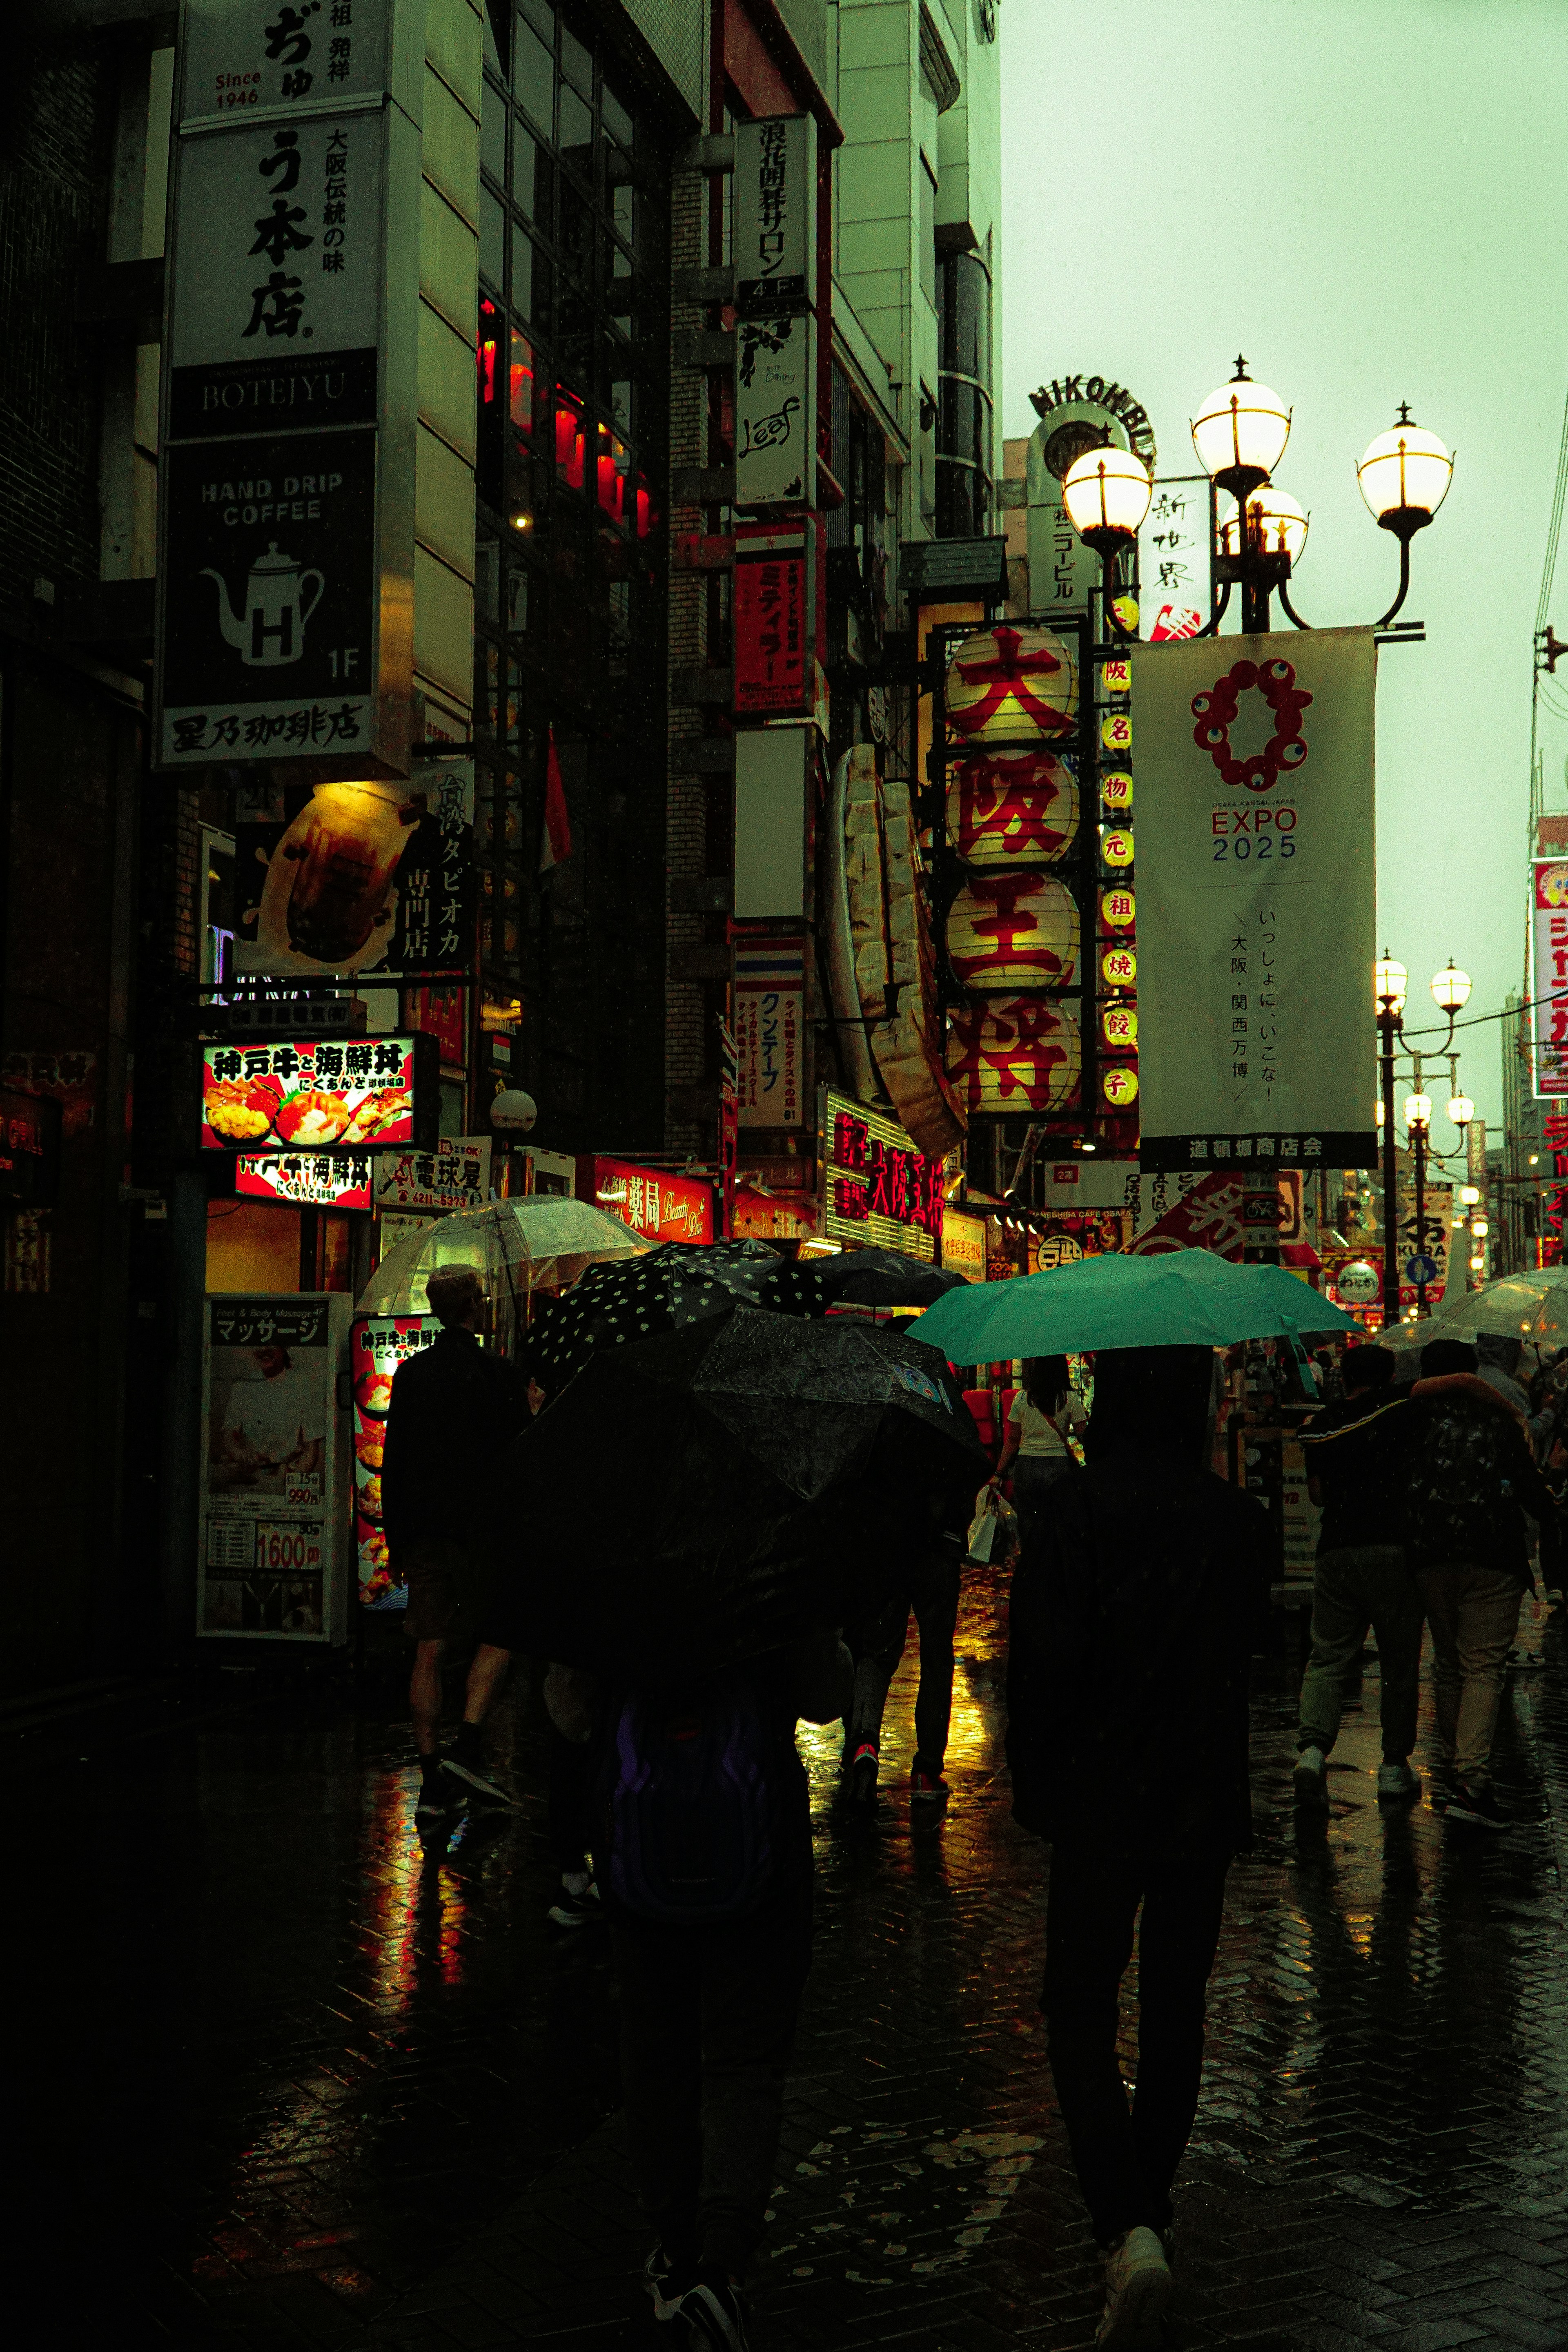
[1191,657,1312,794]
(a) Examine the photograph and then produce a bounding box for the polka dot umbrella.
[528,1238,829,1397]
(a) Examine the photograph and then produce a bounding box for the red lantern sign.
[945,999,1080,1115]
[945,872,1079,990]
[945,625,1078,745]
[946,747,1080,867]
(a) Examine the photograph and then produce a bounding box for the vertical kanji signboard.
[157,0,421,776]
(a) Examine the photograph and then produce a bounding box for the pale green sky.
[1001,0,1568,1135]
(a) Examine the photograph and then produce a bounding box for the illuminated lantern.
[946,999,1080,1115]
[1101,710,1132,753]
[1101,770,1133,811]
[1102,1066,1139,1108]
[1101,886,1136,929]
[945,872,1079,989]
[1102,828,1134,868]
[1102,1004,1138,1050]
[1100,658,1132,694]
[947,747,1080,866]
[945,625,1078,744]
[1101,944,1137,987]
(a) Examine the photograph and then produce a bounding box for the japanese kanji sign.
[180,0,392,122]
[592,1159,713,1244]
[236,1148,373,1207]
[734,523,813,714]
[1531,857,1568,1097]
[735,936,804,1131]
[373,1138,491,1215]
[820,1090,945,1262]
[233,758,475,979]
[202,1033,436,1151]
[1131,627,1379,1172]
[733,114,816,314]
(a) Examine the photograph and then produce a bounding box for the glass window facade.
[936,247,993,537]
[472,3,671,1146]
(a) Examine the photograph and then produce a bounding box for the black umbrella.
[812,1246,967,1310]
[505,1303,986,1679]
[527,1237,826,1393]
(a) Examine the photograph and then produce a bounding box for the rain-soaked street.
[18,1569,1568,2351]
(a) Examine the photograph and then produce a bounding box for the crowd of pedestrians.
[376,1280,1565,2352]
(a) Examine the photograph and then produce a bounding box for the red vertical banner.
[733,520,816,716]
[406,983,466,1066]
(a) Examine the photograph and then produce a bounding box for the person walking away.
[1007,1346,1272,2349]
[1294,1344,1426,1808]
[381,1266,530,1826]
[546,1630,853,2351]
[840,1519,966,1807]
[992,1354,1087,1547]
[1405,1338,1559,1829]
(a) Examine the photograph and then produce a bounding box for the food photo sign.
[350,1312,437,1611]
[201,1032,438,1152]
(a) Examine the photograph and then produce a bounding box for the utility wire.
[1536,381,1568,640]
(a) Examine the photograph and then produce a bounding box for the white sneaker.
[1095,2225,1172,2348]
[1292,1745,1328,1807]
[1377,1761,1421,1801]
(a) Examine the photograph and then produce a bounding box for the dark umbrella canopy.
[506,1303,985,1679]
[813,1246,967,1310]
[528,1238,827,1393]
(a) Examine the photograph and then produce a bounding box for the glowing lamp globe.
[1373,954,1408,1013]
[1358,411,1453,534]
[1217,486,1309,564]
[1447,1093,1475,1126]
[1061,445,1153,551]
[1432,961,1471,1014]
[1191,364,1291,495]
[1402,1092,1432,1131]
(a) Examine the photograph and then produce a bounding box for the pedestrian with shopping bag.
[991,1354,1087,1547]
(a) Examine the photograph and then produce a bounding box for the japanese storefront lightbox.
[945,874,1079,990]
[946,748,1080,867]
[202,1032,437,1151]
[946,1000,1080,1117]
[200,1291,352,1640]
[234,760,476,980]
[941,1206,988,1283]
[733,521,815,716]
[735,312,816,509]
[735,935,804,1130]
[733,114,817,313]
[1132,631,1378,1172]
[374,1137,492,1216]
[821,1092,946,1261]
[1531,856,1568,1097]
[0,1087,62,1211]
[351,1311,435,1610]
[592,1159,713,1244]
[946,626,1078,745]
[236,1149,373,1208]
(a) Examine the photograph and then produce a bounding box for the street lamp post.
[1403,1066,1432,1315]
[1375,953,1408,1329]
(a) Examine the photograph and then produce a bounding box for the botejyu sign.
[1131,627,1379,1173]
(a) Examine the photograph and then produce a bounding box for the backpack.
[602,1676,782,1923]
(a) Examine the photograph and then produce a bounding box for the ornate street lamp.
[1403,1081,1433,1314]
[1357,406,1454,627]
[1374,954,1408,1327]
[1061,444,1153,643]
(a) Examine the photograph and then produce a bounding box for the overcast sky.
[1001,0,1568,1135]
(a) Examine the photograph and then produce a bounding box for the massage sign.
[1131,629,1379,1172]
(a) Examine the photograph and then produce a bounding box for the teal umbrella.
[909,1246,1359,1363]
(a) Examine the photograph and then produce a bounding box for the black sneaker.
[843,1742,879,1806]
[547,1877,601,1927]
[440,1744,516,1807]
[1445,1781,1510,1830]
[1429,1763,1458,1813]
[414,1770,452,1827]
[642,2241,697,2321]
[681,2274,751,2352]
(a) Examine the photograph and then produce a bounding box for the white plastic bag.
[967,1484,1000,1563]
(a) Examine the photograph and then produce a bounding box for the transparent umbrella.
[354,1197,650,1358]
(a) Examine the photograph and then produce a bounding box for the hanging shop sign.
[945,1000,1080,1118]
[898,535,1010,605]
[407,982,468,1066]
[1127,1169,1245,1259]
[201,1032,437,1151]
[733,1185,819,1243]
[374,1137,492,1216]
[1132,629,1379,1170]
[591,1158,713,1244]
[236,1149,374,1208]
[820,1091,946,1261]
[735,314,816,508]
[1530,856,1568,1097]
[947,748,1079,867]
[941,1206,988,1282]
[179,0,394,139]
[733,521,815,715]
[200,1291,351,1640]
[1143,477,1209,626]
[735,936,805,1130]
[945,873,1080,990]
[0,1088,62,1212]
[350,1311,437,1610]
[233,760,475,980]
[945,625,1078,745]
[733,114,817,314]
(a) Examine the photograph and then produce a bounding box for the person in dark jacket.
[1007,1344,1272,2351]
[1405,1338,1559,1829]
[381,1265,530,1824]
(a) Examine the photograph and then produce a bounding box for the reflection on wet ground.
[16,1568,1568,2347]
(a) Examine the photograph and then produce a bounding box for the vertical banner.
[733,115,817,312]
[1531,856,1568,1097]
[1131,628,1379,1171]
[735,313,815,508]
[734,935,805,1129]
[733,522,814,716]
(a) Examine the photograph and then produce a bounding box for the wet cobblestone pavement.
[19,1569,1568,2350]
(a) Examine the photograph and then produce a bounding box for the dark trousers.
[610,1879,813,2279]
[847,1556,962,1772]
[1297,1543,1424,1762]
[1013,1456,1074,1549]
[1043,1838,1231,2245]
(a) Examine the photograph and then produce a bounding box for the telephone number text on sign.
[255,1523,322,1574]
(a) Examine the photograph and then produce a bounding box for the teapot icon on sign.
[202,541,323,667]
